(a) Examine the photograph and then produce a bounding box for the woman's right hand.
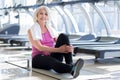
[58,45,73,53]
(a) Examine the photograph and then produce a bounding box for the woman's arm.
[27,29,68,53]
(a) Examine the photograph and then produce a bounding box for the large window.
[1,0,120,37]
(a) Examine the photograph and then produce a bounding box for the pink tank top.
[32,30,54,58]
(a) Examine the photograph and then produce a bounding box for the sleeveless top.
[32,30,54,58]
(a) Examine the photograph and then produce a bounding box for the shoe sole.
[73,59,84,78]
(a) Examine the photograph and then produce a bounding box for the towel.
[30,22,59,40]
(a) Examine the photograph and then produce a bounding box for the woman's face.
[37,8,48,24]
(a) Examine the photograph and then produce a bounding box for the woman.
[27,6,84,78]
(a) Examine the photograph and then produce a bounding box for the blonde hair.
[33,6,51,23]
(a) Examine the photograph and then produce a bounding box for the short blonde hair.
[33,6,51,23]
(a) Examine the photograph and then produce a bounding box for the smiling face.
[37,8,48,24]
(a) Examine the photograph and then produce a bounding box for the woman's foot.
[71,58,84,78]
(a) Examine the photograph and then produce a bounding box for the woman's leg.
[32,54,84,78]
[51,33,73,64]
[32,54,72,73]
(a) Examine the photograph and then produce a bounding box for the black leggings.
[51,33,73,64]
[32,54,72,73]
[32,33,73,73]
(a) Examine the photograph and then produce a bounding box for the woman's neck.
[38,22,47,33]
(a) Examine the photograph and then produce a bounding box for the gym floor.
[0,44,120,80]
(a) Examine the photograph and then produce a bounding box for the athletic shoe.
[71,58,84,78]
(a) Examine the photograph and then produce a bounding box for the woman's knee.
[59,33,68,38]
[55,33,70,47]
[58,33,69,41]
